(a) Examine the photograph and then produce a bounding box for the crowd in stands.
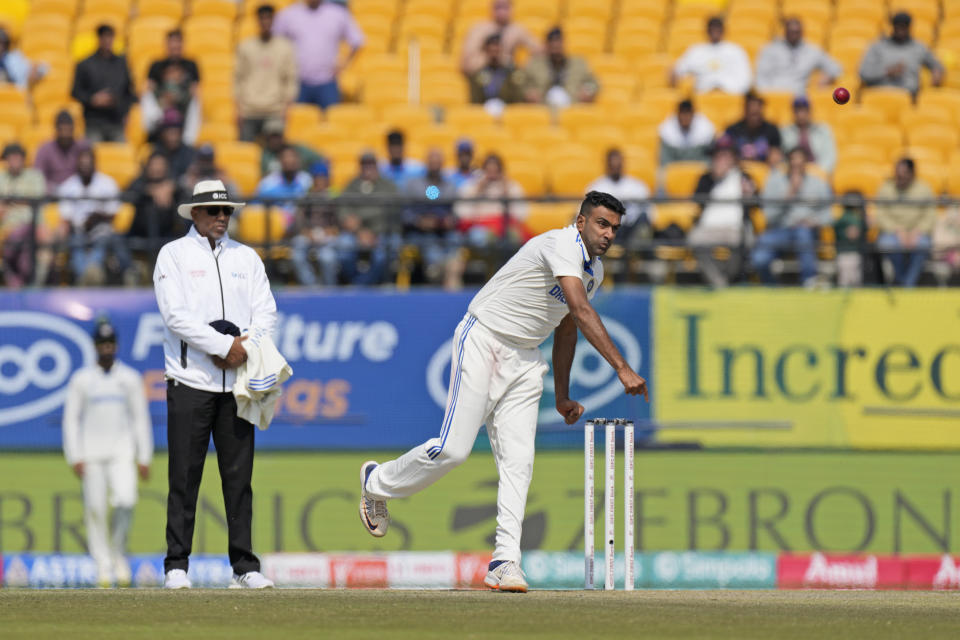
[0,0,957,290]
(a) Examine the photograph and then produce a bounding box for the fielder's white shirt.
[62,360,152,466]
[674,41,752,94]
[154,226,278,393]
[468,225,603,349]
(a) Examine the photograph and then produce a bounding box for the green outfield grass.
[2,450,960,555]
[1,589,959,639]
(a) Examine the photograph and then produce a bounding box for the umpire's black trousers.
[164,380,259,575]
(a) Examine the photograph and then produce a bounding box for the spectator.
[71,24,136,143]
[658,99,716,166]
[236,4,299,142]
[125,152,188,257]
[587,148,653,237]
[141,29,200,144]
[687,137,757,288]
[0,143,47,287]
[752,147,832,286]
[672,17,752,95]
[779,96,836,173]
[834,191,868,287]
[260,119,324,176]
[860,12,943,95]
[151,111,196,182]
[445,139,479,190]
[57,148,131,285]
[467,34,526,114]
[274,0,364,110]
[755,18,842,95]
[522,27,599,107]
[455,153,528,246]
[0,27,46,88]
[461,0,541,75]
[403,148,462,286]
[340,151,398,284]
[290,161,340,286]
[379,130,425,189]
[255,145,313,219]
[875,158,936,287]
[34,110,91,193]
[725,91,782,163]
[180,144,238,195]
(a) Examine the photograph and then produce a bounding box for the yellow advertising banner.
[653,289,960,449]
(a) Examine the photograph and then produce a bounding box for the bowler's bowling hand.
[556,398,585,425]
[138,464,150,482]
[618,367,649,402]
[213,336,248,369]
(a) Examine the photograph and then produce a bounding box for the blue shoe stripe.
[430,317,476,460]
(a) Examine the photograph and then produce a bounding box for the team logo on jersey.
[586,280,595,292]
[0,312,96,427]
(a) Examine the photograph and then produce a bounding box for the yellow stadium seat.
[501,105,552,132]
[508,161,547,196]
[619,0,668,21]
[444,105,496,130]
[662,162,707,197]
[832,165,885,196]
[138,0,185,21]
[849,123,903,149]
[405,0,453,19]
[362,77,409,107]
[672,2,723,22]
[420,76,468,107]
[572,126,625,153]
[513,0,560,22]
[237,206,287,245]
[286,104,324,131]
[379,104,435,130]
[517,126,571,147]
[0,101,30,130]
[740,160,771,190]
[898,146,947,168]
[398,14,447,41]
[525,202,576,234]
[191,0,239,20]
[861,88,913,124]
[94,143,138,188]
[226,163,261,197]
[83,0,128,14]
[325,104,377,129]
[111,202,135,233]
[471,126,513,157]
[36,101,84,135]
[412,125,458,152]
[916,89,960,124]
[29,0,78,17]
[128,16,177,52]
[557,105,606,131]
[548,162,595,196]
[696,92,743,129]
[196,121,237,146]
[906,125,960,157]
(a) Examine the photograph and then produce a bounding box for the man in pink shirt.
[274,0,364,110]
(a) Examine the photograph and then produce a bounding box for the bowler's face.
[577,206,621,258]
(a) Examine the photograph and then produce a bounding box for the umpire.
[153,179,276,589]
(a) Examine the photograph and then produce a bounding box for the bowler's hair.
[579,191,625,219]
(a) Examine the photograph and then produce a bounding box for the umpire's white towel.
[233,332,293,429]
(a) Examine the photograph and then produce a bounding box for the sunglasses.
[201,206,234,216]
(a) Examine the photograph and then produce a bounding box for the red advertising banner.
[776,553,905,589]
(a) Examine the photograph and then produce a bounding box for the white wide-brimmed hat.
[177,179,246,219]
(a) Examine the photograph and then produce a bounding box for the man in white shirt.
[587,148,654,244]
[153,180,277,590]
[62,321,152,588]
[672,17,752,95]
[755,18,842,95]
[359,191,649,593]
[57,148,130,285]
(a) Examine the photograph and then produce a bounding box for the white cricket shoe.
[483,561,528,593]
[230,571,275,589]
[114,558,132,588]
[359,460,389,537]
[164,569,191,589]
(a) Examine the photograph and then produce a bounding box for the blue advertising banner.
[0,289,651,450]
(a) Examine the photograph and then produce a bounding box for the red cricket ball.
[833,87,850,105]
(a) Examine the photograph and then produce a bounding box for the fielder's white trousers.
[82,457,137,576]
[366,314,548,563]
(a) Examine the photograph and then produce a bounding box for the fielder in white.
[359,191,648,592]
[62,321,152,587]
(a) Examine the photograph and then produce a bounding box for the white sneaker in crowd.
[358,460,389,537]
[164,569,191,590]
[230,571,275,589]
[483,561,528,593]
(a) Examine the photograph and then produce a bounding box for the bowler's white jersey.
[62,361,153,466]
[468,225,603,349]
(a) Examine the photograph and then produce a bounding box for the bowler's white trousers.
[366,314,548,563]
[82,457,137,575]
